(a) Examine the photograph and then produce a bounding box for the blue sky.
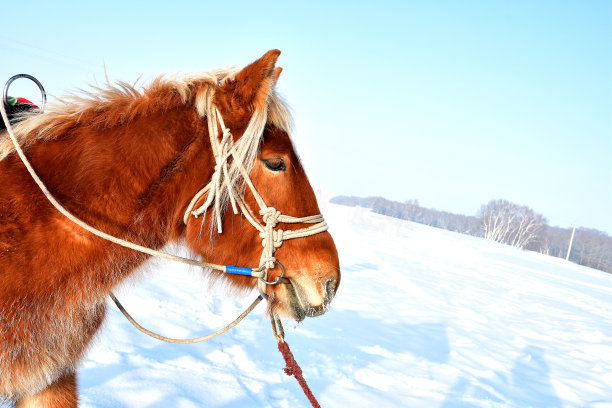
[3,1,611,233]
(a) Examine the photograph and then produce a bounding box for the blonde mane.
[0,68,292,162]
[0,68,293,234]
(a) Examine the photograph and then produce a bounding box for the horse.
[0,49,340,407]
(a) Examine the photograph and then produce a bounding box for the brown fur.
[0,50,340,405]
[15,372,78,408]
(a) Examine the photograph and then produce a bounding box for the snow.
[77,202,612,407]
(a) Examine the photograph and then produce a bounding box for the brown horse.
[0,50,340,407]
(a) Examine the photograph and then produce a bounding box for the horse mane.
[0,67,293,235]
[0,68,293,162]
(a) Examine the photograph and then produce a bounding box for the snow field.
[77,202,612,407]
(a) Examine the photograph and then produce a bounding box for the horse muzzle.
[277,270,339,322]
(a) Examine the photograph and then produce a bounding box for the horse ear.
[272,67,283,86]
[219,49,281,112]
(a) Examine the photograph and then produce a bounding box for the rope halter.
[183,106,328,298]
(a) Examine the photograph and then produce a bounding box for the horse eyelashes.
[263,158,286,172]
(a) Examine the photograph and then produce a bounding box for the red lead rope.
[277,340,322,408]
[272,316,322,408]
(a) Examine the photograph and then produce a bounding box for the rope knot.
[259,230,284,248]
[273,229,284,248]
[260,207,281,227]
[262,256,276,270]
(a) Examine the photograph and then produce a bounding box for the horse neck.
[28,106,213,249]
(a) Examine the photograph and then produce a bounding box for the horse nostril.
[323,278,337,299]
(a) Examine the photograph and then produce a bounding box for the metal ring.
[3,74,47,112]
[258,260,285,285]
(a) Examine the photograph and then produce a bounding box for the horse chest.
[0,294,106,398]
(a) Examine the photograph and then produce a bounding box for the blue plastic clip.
[225,265,253,276]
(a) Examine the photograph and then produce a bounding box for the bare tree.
[331,195,612,274]
[478,199,547,249]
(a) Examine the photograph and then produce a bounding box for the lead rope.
[271,316,322,408]
[110,293,263,344]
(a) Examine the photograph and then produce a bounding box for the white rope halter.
[183,106,328,298]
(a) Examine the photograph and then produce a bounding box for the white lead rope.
[110,293,263,344]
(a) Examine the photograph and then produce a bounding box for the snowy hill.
[76,202,612,408]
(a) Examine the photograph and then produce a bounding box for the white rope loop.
[111,293,263,344]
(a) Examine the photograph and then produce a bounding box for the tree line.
[331,195,612,274]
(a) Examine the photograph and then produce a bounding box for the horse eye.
[263,157,286,172]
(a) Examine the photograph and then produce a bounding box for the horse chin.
[275,277,335,322]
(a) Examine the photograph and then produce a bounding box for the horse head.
[184,50,340,321]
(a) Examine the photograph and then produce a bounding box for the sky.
[2,1,611,233]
